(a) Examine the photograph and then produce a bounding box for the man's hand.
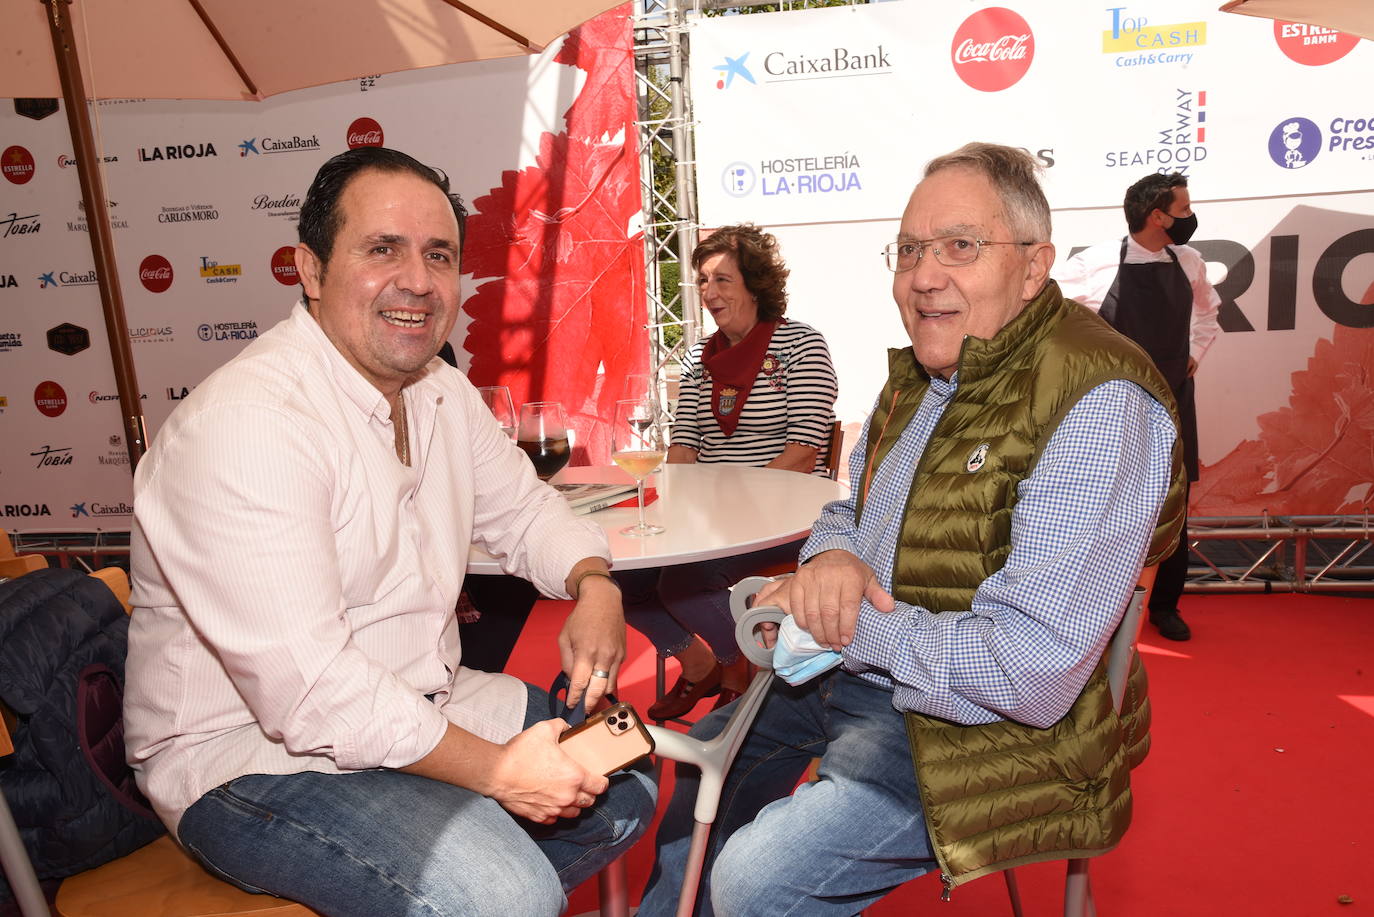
[560,561,625,712]
[754,549,894,651]
[486,719,609,824]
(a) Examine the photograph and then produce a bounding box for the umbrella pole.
[42,0,147,474]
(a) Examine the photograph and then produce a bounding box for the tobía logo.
[1269,118,1321,169]
[271,246,299,285]
[35,380,68,417]
[2,146,36,184]
[952,7,1034,93]
[140,254,174,292]
[347,117,384,149]
[1273,21,1359,66]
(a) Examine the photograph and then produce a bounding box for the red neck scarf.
[700,319,779,436]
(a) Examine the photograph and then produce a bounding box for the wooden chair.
[0,529,47,581]
[0,567,322,917]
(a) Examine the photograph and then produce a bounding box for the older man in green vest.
[639,143,1186,917]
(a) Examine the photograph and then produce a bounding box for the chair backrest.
[1105,564,1157,712]
[821,419,844,481]
[0,529,47,581]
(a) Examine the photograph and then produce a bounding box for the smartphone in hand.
[557,702,655,776]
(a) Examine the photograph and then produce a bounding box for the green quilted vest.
[855,281,1187,895]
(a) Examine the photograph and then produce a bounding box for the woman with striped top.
[620,224,838,721]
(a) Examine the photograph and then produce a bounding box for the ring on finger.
[591,669,611,679]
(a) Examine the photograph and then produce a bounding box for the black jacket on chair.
[0,568,165,901]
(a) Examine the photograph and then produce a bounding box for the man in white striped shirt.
[124,147,654,917]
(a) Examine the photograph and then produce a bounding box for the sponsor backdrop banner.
[690,1,1374,516]
[0,8,643,533]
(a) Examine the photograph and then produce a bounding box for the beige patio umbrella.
[6,0,627,470]
[1219,0,1374,40]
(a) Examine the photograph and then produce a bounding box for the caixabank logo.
[1104,88,1207,172]
[710,42,892,89]
[1100,7,1206,68]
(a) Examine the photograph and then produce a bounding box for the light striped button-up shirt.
[125,303,609,835]
[801,373,1176,728]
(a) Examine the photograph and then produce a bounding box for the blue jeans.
[178,683,657,917]
[639,671,936,917]
[619,540,803,663]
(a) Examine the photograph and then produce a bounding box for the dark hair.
[297,147,469,270]
[923,143,1051,241]
[1124,172,1187,233]
[691,223,789,321]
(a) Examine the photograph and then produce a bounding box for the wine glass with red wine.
[516,401,571,480]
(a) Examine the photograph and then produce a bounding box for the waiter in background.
[1059,171,1220,642]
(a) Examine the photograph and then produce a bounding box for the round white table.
[466,463,848,573]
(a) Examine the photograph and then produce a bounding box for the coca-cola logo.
[347,117,384,149]
[3,146,36,185]
[35,380,67,418]
[951,7,1035,93]
[1273,21,1359,67]
[139,254,174,293]
[271,246,299,285]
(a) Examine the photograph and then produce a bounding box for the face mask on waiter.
[1163,210,1198,246]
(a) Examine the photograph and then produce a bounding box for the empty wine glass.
[611,399,665,537]
[517,401,571,480]
[477,385,516,440]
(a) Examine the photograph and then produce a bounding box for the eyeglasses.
[882,236,1036,271]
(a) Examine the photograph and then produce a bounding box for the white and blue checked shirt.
[800,374,1176,728]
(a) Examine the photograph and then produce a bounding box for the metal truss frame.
[1186,515,1374,593]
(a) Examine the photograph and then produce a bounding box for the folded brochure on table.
[554,481,639,514]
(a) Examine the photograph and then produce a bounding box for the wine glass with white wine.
[611,398,665,537]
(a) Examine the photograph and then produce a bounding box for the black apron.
[1100,239,1199,481]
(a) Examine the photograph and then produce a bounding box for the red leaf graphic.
[461,4,647,465]
[1195,324,1374,515]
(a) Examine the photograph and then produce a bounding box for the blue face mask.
[1165,212,1198,245]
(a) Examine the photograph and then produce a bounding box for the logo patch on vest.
[965,443,990,473]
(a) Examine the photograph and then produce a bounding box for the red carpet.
[505,593,1374,916]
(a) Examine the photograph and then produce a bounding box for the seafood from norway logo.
[140,254,174,292]
[347,117,384,149]
[951,8,1034,92]
[2,146,36,184]
[1100,7,1206,68]
[1104,88,1207,172]
[1273,21,1359,66]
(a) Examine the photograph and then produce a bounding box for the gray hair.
[923,143,1051,242]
